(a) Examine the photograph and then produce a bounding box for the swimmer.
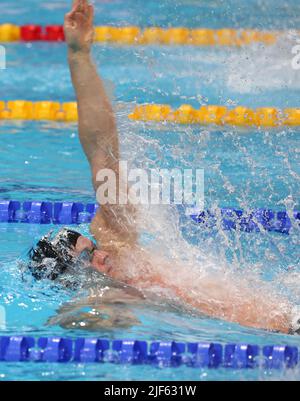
[28,0,300,335]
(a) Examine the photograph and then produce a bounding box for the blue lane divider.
[0,336,299,369]
[0,200,99,225]
[0,200,299,234]
[37,337,73,363]
[75,338,110,363]
[187,343,222,368]
[149,341,186,367]
[191,208,300,234]
[224,344,259,369]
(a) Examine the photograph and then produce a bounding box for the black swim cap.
[28,229,82,281]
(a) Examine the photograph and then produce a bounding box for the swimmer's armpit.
[46,305,141,330]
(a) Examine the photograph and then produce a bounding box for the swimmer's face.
[73,236,112,275]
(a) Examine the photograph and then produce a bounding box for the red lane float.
[20,25,42,41]
[44,25,65,41]
[20,25,65,41]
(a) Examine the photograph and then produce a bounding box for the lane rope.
[0,336,298,369]
[0,101,78,122]
[0,24,286,46]
[0,200,299,234]
[129,104,300,127]
[1,101,300,127]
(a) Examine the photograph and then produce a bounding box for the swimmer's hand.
[64,0,94,53]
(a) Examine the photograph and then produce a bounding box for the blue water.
[0,0,300,381]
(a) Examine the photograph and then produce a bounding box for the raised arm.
[64,0,137,249]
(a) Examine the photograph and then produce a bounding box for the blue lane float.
[0,200,99,225]
[191,208,300,234]
[0,200,299,234]
[0,336,299,369]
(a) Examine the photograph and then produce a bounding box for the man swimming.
[28,0,300,335]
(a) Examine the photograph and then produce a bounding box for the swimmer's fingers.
[80,1,94,25]
[81,0,90,16]
[67,0,81,18]
[74,0,91,18]
[67,0,91,21]
[71,0,87,13]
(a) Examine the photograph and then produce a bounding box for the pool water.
[0,0,300,381]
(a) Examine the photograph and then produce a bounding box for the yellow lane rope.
[0,100,300,127]
[0,101,300,127]
[129,104,300,127]
[0,101,78,122]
